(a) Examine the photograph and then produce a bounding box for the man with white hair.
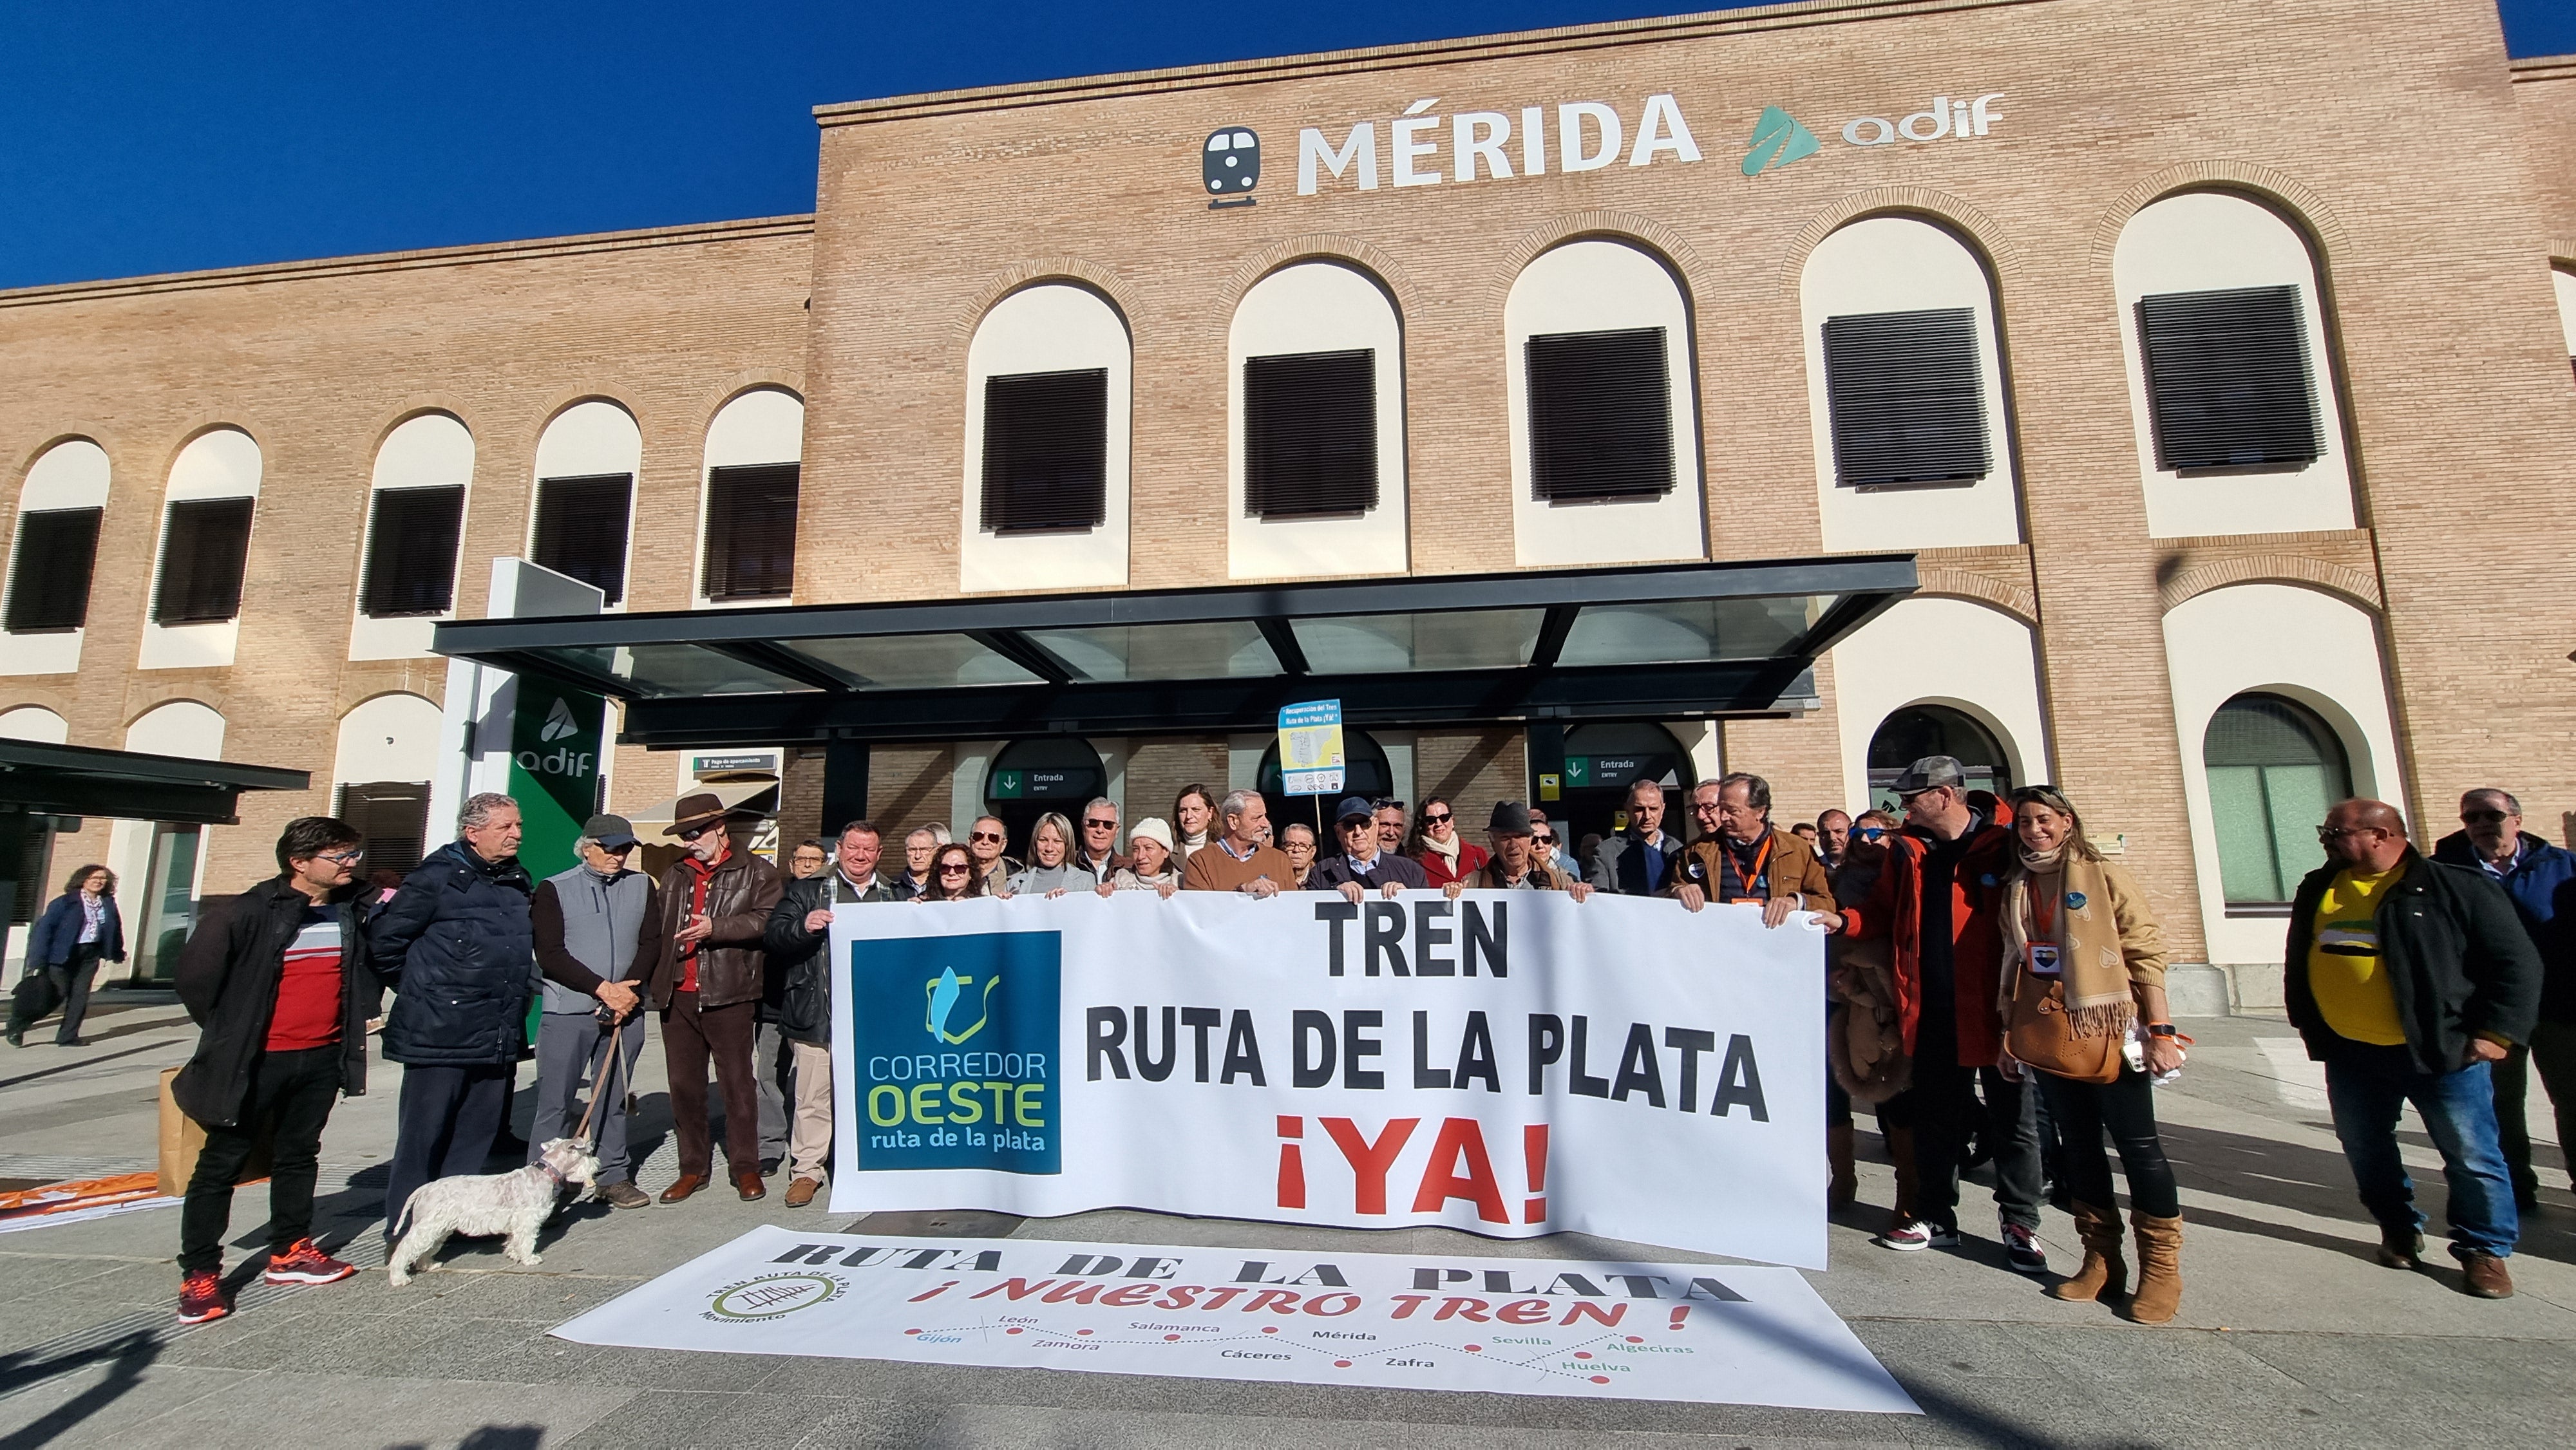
[2432,787,2576,1207]
[1180,789,1297,896]
[527,813,662,1210]
[370,792,536,1245]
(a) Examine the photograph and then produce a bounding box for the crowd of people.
[24,759,2551,1328]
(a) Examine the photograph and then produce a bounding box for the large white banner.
[552,1227,1917,1413]
[829,892,1824,1267]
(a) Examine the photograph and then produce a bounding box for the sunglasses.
[938,863,972,875]
[2463,810,2510,824]
[971,831,1004,843]
[1372,798,1405,810]
[2317,825,2380,841]
[1083,818,1118,829]
[1422,811,1452,825]
[1531,833,1556,845]
[1855,827,1887,840]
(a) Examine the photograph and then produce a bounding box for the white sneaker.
[1880,1219,1936,1251]
[2002,1219,2050,1274]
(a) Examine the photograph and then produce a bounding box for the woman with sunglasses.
[916,843,987,902]
[1998,784,2185,1324]
[1408,796,1489,889]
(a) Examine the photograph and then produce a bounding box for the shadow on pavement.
[0,1330,160,1448]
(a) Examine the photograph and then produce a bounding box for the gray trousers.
[755,1017,793,1165]
[530,1010,647,1185]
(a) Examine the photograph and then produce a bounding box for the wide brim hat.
[665,791,753,838]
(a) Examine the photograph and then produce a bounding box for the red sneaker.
[178,1269,230,1324]
[263,1238,356,1285]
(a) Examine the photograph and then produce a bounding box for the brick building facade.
[5,0,2573,1007]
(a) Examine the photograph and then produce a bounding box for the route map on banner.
[826,892,1826,1268]
[551,1227,1917,1413]
[1276,699,1345,796]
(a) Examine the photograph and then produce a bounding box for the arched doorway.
[1257,730,1396,845]
[2203,692,2350,910]
[1866,704,2012,814]
[983,737,1108,858]
[1554,722,1695,861]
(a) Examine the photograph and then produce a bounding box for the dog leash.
[573,1013,630,1149]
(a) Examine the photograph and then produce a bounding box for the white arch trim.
[1828,596,2051,810]
[144,429,263,670]
[125,700,225,760]
[960,284,1132,594]
[1227,261,1409,580]
[0,706,69,744]
[333,693,442,784]
[2162,582,2402,972]
[3,441,112,678]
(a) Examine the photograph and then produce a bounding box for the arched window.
[531,401,641,606]
[2112,192,2353,537]
[124,700,226,981]
[1503,240,1703,566]
[1866,704,2012,812]
[142,429,261,669]
[353,413,473,661]
[1799,216,2020,550]
[983,737,1109,858]
[2204,692,2349,908]
[5,440,110,671]
[700,388,804,605]
[1228,261,1406,578]
[333,693,442,874]
[962,284,1132,592]
[1257,728,1396,839]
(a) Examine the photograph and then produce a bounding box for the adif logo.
[1842,92,2003,146]
[540,695,580,742]
[1741,106,1820,177]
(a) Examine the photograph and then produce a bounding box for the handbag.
[12,967,62,1024]
[2005,975,2123,1085]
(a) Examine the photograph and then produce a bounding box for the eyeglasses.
[1372,798,1405,810]
[971,831,1004,844]
[1421,811,1452,826]
[317,848,365,865]
[2317,825,2380,842]
[1083,817,1117,829]
[2463,810,2510,825]
[1531,833,1557,845]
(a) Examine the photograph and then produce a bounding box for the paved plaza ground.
[0,991,2567,1449]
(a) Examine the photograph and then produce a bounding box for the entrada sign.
[1201,88,2006,206]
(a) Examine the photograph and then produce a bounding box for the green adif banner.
[505,674,605,890]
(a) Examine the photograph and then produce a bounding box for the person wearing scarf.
[1410,795,1489,889]
[1997,784,2186,1324]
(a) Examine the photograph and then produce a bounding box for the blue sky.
[3,1,2568,290]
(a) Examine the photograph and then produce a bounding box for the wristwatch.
[2145,1022,2179,1038]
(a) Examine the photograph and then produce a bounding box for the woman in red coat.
[1410,795,1490,889]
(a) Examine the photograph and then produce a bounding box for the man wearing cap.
[1180,789,1298,895]
[1457,802,1593,896]
[763,820,901,1207]
[527,814,663,1210]
[648,793,785,1203]
[1835,756,2045,1272]
[1312,795,1429,900]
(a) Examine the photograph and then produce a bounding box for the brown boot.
[2048,1200,2128,1302]
[2123,1211,2183,1324]
[1882,1125,1920,1235]
[1827,1125,1859,1211]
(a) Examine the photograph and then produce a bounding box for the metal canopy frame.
[430,555,1917,749]
[0,740,312,825]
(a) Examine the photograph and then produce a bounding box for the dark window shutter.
[1244,348,1378,518]
[701,463,801,600]
[1820,307,1991,487]
[2135,285,2322,471]
[3,507,104,632]
[1524,327,1674,502]
[336,780,430,876]
[531,473,633,605]
[981,369,1108,533]
[358,485,466,618]
[151,496,256,625]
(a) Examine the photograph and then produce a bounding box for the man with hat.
[1835,756,2046,1272]
[1459,802,1593,896]
[527,813,664,1210]
[647,792,785,1202]
[1311,795,1429,900]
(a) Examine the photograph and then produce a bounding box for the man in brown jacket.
[649,793,785,1203]
[1673,774,1842,928]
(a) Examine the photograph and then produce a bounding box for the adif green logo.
[540,695,581,742]
[925,965,999,1045]
[1741,106,1820,176]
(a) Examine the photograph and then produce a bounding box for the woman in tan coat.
[1998,784,2188,1324]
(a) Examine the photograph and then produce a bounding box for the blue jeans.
[2324,1040,2518,1259]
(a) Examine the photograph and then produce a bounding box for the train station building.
[4,0,2573,1008]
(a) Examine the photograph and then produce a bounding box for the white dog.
[388,1136,599,1286]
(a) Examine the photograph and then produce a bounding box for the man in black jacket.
[1587,779,1684,896]
[762,820,899,1207]
[369,791,536,1243]
[171,816,378,1324]
[2287,798,2543,1299]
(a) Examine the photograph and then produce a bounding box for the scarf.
[1998,847,2134,1039]
[1421,831,1461,870]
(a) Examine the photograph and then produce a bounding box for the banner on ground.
[551,1227,1916,1413]
[828,892,1824,1267]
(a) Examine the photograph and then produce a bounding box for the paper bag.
[156,1065,270,1198]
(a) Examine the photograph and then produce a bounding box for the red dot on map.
[1575,1351,1593,1360]
[1262,1326,1278,1333]
[1334,1361,1352,1368]
[1164,1334,1180,1341]
[1464,1344,1482,1353]
[1625,1335,1643,1343]
[1076,1329,1094,1335]
[1005,1327,1023,1335]
[904,1328,920,1335]
[1590,1375,1611,1384]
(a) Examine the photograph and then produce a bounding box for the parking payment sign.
[1276,700,1345,796]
